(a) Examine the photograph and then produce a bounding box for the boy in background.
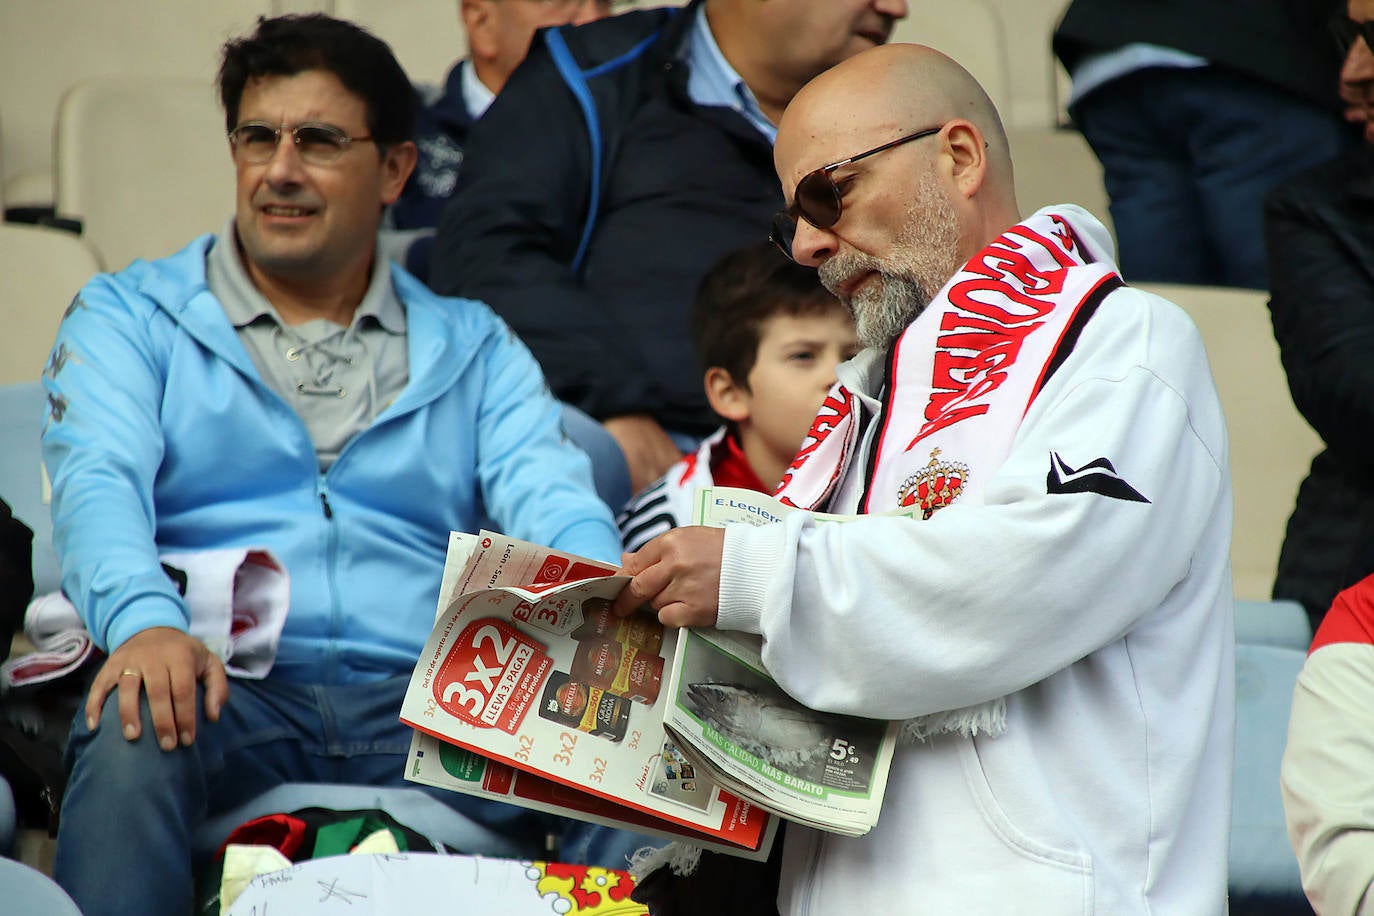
[618,242,858,551]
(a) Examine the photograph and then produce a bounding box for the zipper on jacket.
[317,475,343,679]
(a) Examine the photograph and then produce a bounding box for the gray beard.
[845,272,926,351]
[816,168,964,351]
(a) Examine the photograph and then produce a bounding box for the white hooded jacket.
[717,207,1234,914]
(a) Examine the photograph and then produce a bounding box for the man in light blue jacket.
[42,14,640,915]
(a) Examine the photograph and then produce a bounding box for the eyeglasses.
[517,0,615,9]
[770,125,944,261]
[511,0,618,11]
[228,121,374,165]
[1330,15,1374,57]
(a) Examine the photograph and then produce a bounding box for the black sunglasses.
[1330,15,1374,57]
[770,125,944,262]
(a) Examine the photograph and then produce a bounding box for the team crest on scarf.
[898,448,969,519]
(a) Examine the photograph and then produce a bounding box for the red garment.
[1309,570,1374,654]
[217,812,308,860]
[708,429,768,494]
[619,427,768,554]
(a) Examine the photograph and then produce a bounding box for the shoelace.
[273,323,377,411]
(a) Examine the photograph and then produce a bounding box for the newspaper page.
[655,486,907,835]
[405,730,778,859]
[400,531,774,857]
[662,628,896,836]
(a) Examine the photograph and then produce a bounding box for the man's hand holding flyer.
[399,488,906,858]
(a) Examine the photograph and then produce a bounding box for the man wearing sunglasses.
[42,14,649,915]
[617,43,1234,915]
[430,0,907,497]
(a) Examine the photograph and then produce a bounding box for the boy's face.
[739,307,860,480]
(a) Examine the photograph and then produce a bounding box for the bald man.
[616,45,1233,914]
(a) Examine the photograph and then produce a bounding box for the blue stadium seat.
[1229,599,1314,914]
[0,855,80,915]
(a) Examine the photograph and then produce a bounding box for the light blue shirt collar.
[684,4,776,143]
[460,60,497,120]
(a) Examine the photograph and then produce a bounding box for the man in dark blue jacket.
[430,0,907,493]
[391,0,612,275]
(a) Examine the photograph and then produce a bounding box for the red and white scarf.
[777,207,1121,518]
[774,207,1122,739]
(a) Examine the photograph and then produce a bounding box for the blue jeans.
[53,675,657,915]
[1073,66,1355,289]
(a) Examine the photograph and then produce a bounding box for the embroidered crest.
[898,448,968,519]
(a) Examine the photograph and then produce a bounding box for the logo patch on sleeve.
[1046,452,1149,503]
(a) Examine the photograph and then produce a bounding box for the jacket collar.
[430,60,481,133]
[654,0,774,152]
[649,0,704,68]
[135,234,257,379]
[384,269,486,417]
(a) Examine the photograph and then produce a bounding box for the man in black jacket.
[390,0,613,246]
[430,0,907,492]
[1266,1,1374,631]
[1054,0,1352,288]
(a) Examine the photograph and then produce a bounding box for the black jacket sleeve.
[428,38,667,422]
[1265,151,1374,469]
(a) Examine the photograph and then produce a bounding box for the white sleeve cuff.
[717,517,797,635]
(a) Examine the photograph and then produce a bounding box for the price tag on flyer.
[433,618,553,734]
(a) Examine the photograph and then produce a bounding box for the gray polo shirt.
[206,221,410,470]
